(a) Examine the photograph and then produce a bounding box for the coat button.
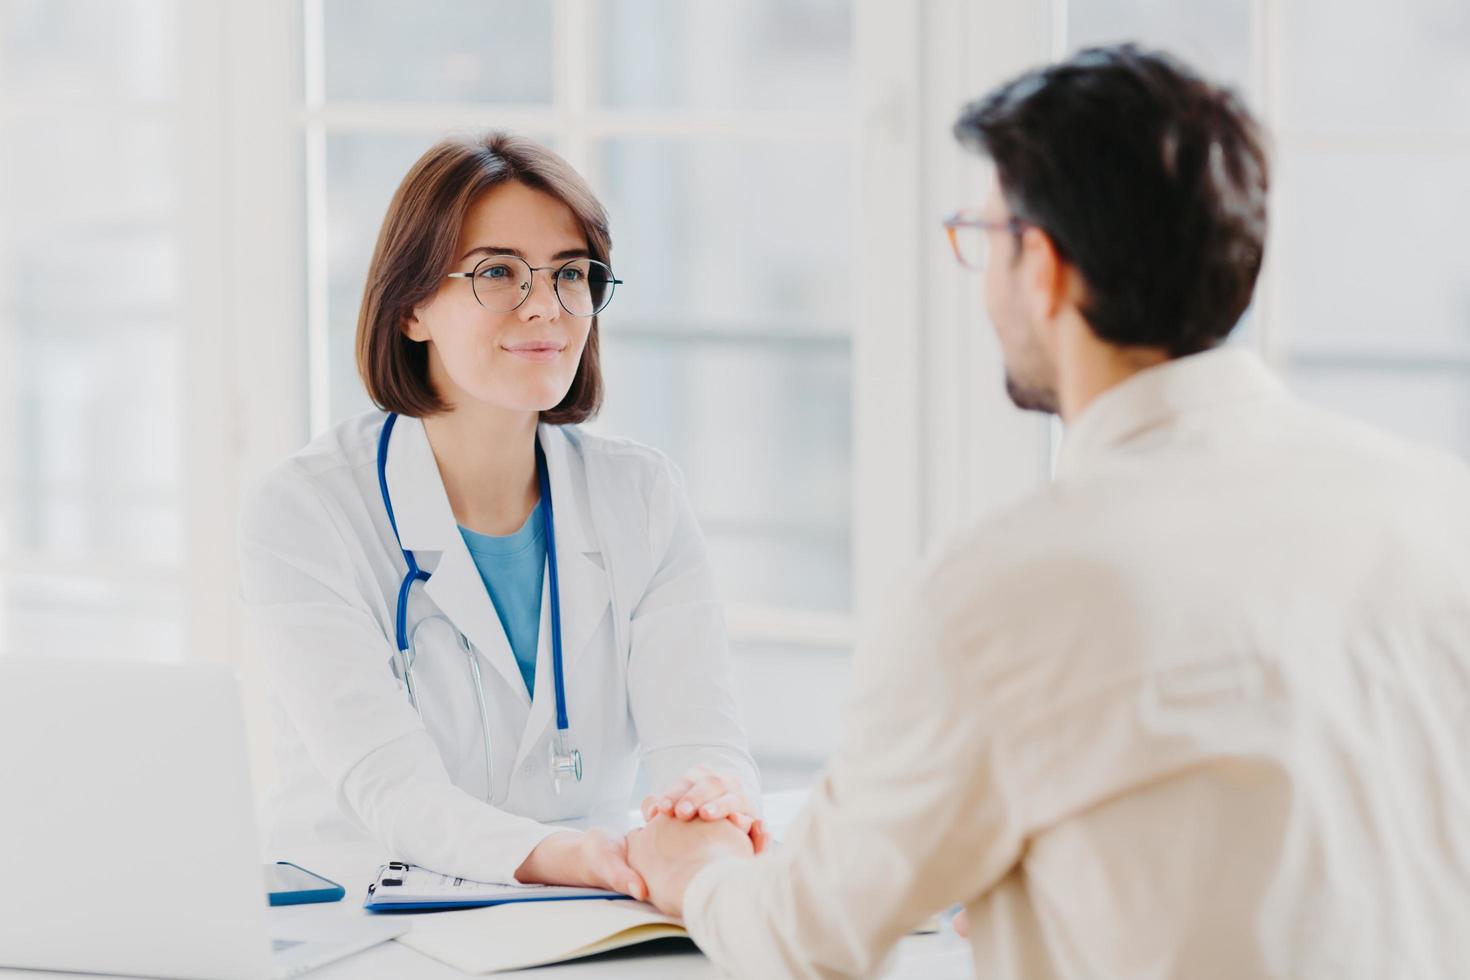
[522,757,538,776]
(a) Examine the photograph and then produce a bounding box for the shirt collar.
[1054,346,1287,479]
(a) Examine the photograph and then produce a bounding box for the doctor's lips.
[501,339,567,362]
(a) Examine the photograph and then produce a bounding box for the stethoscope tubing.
[376,412,578,793]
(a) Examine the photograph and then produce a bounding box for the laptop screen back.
[0,658,273,980]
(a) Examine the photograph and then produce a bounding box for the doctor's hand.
[514,829,648,901]
[642,764,771,853]
[626,813,755,919]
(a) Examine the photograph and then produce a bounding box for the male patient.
[626,44,1470,979]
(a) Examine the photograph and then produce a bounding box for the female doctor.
[240,132,762,898]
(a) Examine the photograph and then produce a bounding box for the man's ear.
[1019,226,1070,324]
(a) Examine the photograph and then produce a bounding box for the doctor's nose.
[518,269,562,321]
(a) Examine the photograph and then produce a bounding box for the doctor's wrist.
[514,829,648,900]
[514,830,582,886]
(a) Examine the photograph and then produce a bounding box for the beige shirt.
[684,348,1470,978]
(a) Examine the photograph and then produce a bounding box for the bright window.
[0,0,186,661]
[1065,0,1470,459]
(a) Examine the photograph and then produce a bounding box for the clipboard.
[364,862,632,913]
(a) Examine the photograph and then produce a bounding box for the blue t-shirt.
[458,506,546,698]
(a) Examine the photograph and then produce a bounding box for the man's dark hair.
[954,44,1269,356]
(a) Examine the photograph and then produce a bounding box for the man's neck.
[1054,314,1171,423]
[421,401,541,536]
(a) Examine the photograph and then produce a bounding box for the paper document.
[396,899,689,973]
[365,863,626,911]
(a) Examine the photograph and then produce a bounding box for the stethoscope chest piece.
[549,730,583,796]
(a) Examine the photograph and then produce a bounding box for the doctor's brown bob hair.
[356,132,608,423]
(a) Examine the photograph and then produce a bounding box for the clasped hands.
[515,764,765,918]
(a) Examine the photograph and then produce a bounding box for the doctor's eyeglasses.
[446,255,623,317]
[942,211,1030,270]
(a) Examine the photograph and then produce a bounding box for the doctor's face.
[404,180,595,416]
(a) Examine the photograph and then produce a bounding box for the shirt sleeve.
[623,455,762,806]
[679,558,1030,978]
[239,464,558,883]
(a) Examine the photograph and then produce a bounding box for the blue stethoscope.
[376,412,583,796]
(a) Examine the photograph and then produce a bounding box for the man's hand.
[641,764,772,853]
[626,813,755,918]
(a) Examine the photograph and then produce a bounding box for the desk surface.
[2,791,973,979]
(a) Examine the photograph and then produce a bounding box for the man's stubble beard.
[1004,371,1059,415]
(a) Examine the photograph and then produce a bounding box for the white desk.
[2,791,974,978]
[273,839,971,979]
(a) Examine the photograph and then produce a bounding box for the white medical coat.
[240,412,759,883]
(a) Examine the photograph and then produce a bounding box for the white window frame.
[913,0,1059,549]
[1252,0,1470,383]
[0,1,240,664]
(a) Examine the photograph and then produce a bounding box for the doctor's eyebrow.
[458,245,592,262]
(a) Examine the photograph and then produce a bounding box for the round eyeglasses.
[446,254,623,317]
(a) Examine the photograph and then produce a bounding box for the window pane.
[2,319,183,568]
[1282,0,1470,135]
[600,0,852,111]
[1,121,174,229]
[0,122,183,535]
[1,575,184,660]
[0,4,184,663]
[12,228,178,316]
[1289,363,1470,460]
[1066,0,1254,97]
[731,641,850,768]
[600,139,853,332]
[592,336,852,612]
[1,126,182,564]
[0,0,177,102]
[1275,150,1470,350]
[10,325,182,495]
[320,0,553,104]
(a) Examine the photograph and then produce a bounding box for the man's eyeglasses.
[446,254,623,317]
[942,211,1029,270]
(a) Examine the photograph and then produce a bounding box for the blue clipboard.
[364,862,629,913]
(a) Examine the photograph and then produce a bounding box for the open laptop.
[0,658,406,980]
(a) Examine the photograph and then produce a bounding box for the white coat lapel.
[424,544,529,705]
[514,559,610,771]
[510,426,613,765]
[516,566,557,764]
[385,414,530,705]
[539,424,612,675]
